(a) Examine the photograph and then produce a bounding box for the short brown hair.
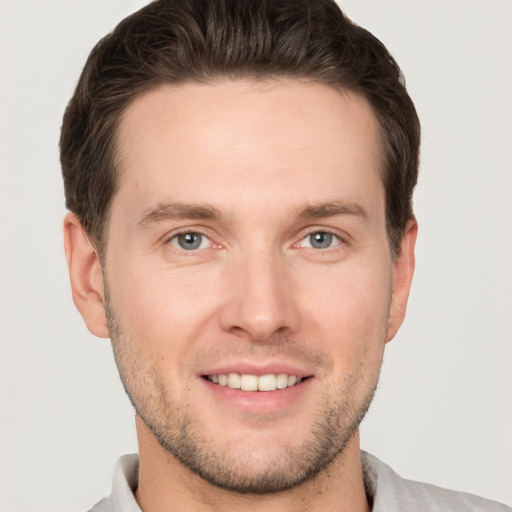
[60,0,420,257]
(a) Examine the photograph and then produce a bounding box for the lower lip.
[200,377,313,414]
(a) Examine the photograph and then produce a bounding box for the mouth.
[202,373,310,392]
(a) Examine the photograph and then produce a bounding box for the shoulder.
[87,496,113,512]
[86,454,140,512]
[362,452,511,512]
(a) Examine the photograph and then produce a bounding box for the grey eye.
[300,231,341,249]
[171,232,210,250]
[309,232,333,249]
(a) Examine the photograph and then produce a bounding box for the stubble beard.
[105,292,382,495]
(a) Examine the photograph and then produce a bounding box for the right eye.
[168,232,213,251]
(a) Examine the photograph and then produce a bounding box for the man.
[60,0,510,510]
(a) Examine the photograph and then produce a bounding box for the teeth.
[258,374,276,391]
[240,374,258,391]
[276,373,288,389]
[206,373,305,391]
[228,372,241,389]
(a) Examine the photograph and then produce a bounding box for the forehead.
[113,79,383,223]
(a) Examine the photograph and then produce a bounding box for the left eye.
[299,231,341,249]
[168,232,212,251]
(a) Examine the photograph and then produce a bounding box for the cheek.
[110,263,220,352]
[107,266,220,403]
[299,263,391,357]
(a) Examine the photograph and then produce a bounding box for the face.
[78,80,415,493]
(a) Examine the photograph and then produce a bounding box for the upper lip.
[198,361,314,378]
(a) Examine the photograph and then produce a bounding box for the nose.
[219,250,300,342]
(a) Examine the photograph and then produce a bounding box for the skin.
[64,79,417,512]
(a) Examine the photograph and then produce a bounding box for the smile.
[204,373,306,391]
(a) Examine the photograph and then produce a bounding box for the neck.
[134,416,370,512]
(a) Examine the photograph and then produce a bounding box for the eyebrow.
[136,199,369,230]
[136,202,222,229]
[296,201,369,222]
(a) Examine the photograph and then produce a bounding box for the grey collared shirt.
[88,452,511,511]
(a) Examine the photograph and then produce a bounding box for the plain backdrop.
[1,1,511,511]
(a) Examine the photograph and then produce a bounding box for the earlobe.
[387,219,418,342]
[63,213,110,338]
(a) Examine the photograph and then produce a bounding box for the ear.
[63,213,109,338]
[387,219,418,342]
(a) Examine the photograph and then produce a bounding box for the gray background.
[1,1,511,510]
